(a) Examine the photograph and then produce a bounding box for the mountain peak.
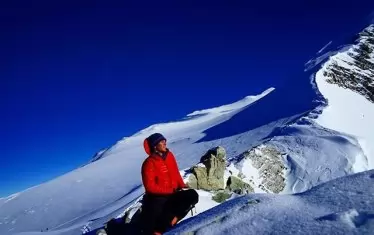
[2,22,374,235]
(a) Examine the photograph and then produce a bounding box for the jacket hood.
[143,138,152,155]
[143,138,169,159]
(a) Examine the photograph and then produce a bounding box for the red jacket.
[141,141,186,195]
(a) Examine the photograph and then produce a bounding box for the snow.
[1,80,370,234]
[314,46,374,170]
[267,121,366,193]
[0,88,282,235]
[317,41,333,55]
[1,193,20,203]
[304,44,353,72]
[304,50,337,72]
[187,88,274,116]
[180,190,220,222]
[1,25,374,235]
[239,159,263,193]
[167,170,374,235]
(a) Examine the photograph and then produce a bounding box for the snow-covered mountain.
[314,24,374,169]
[168,169,374,235]
[1,24,373,235]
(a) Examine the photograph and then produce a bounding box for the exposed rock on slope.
[187,146,227,191]
[322,24,374,102]
[186,146,257,203]
[240,145,287,193]
[185,145,286,204]
[314,23,374,169]
[225,175,253,195]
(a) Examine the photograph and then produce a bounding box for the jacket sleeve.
[169,152,187,189]
[141,159,173,195]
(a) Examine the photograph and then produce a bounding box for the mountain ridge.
[1,23,374,235]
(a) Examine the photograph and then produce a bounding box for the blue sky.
[1,0,374,197]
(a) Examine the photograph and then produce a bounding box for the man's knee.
[184,189,199,205]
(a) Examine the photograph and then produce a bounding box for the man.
[140,133,199,235]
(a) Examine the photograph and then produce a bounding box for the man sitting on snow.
[140,133,199,235]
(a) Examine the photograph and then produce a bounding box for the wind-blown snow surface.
[1,88,289,235]
[0,83,366,235]
[1,25,374,235]
[317,41,333,55]
[315,68,374,169]
[314,25,374,170]
[167,170,374,235]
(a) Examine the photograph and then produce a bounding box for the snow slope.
[168,169,374,235]
[314,24,374,169]
[1,24,374,235]
[0,86,365,235]
[2,88,290,235]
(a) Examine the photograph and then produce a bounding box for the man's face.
[155,140,167,153]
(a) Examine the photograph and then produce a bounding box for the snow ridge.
[314,24,374,169]
[1,24,374,235]
[167,170,374,235]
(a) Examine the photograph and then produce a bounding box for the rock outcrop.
[241,145,287,193]
[211,191,232,203]
[187,146,256,203]
[322,24,374,103]
[188,146,227,191]
[226,176,253,194]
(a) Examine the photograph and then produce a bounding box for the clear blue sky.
[1,0,373,197]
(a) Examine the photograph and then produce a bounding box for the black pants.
[140,189,199,234]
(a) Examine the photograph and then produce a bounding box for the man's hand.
[176,183,190,192]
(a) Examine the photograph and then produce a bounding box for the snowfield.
[167,169,374,235]
[315,48,374,169]
[1,24,374,235]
